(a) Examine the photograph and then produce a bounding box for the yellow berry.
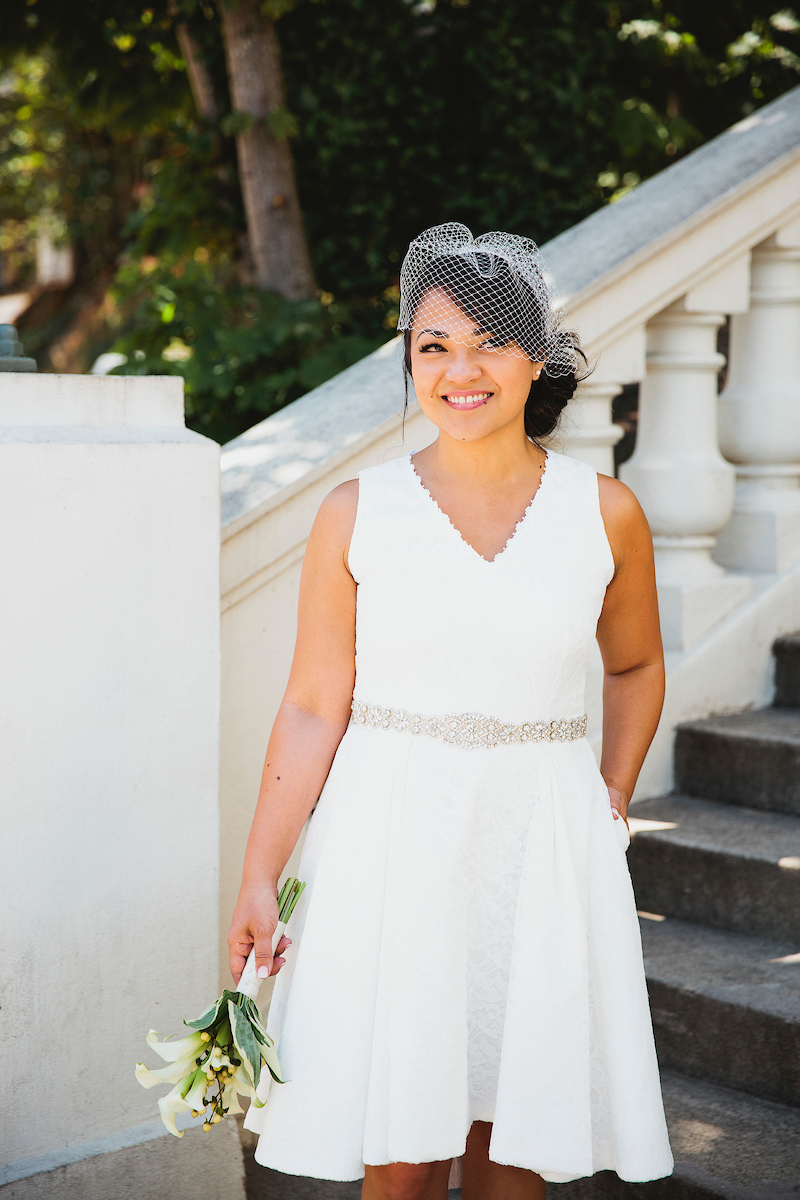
[203,1122,212,1132]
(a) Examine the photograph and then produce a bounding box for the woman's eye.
[419,341,446,353]
[480,336,510,349]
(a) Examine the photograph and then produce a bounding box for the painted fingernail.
[257,966,270,978]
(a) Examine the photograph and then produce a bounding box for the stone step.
[638,915,800,1108]
[628,794,800,941]
[774,633,800,709]
[674,709,800,816]
[552,1071,800,1198]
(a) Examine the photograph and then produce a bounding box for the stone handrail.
[217,87,800,972]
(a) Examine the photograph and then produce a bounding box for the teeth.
[447,392,489,404]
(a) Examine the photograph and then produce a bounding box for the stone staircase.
[562,635,800,1199]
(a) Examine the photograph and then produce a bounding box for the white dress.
[244,448,674,1185]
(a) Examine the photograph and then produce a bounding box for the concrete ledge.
[0,374,185,428]
[220,338,420,532]
[0,1121,246,1200]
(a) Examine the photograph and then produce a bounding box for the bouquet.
[136,876,306,1136]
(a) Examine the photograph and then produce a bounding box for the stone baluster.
[714,224,800,573]
[558,381,624,475]
[555,328,643,475]
[620,282,752,652]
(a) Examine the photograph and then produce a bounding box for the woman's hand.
[228,883,293,986]
[607,784,630,828]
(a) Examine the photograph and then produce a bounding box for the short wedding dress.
[244,448,674,1185]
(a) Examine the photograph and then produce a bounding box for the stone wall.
[0,374,241,1198]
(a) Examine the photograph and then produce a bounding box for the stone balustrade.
[562,229,800,651]
[716,224,800,573]
[541,87,800,649]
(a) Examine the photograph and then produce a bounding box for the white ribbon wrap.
[236,922,287,1000]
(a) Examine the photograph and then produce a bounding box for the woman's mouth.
[441,391,493,409]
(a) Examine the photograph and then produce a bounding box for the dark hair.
[401,252,588,441]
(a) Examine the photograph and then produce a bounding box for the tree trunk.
[219,0,316,299]
[170,2,218,120]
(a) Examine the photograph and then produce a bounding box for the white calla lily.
[222,1082,244,1116]
[135,1049,200,1089]
[146,1029,205,1063]
[231,1061,257,1098]
[183,1067,211,1116]
[157,1078,194,1138]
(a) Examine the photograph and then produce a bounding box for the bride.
[228,224,673,1199]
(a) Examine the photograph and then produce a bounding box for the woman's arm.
[596,476,665,823]
[227,479,359,984]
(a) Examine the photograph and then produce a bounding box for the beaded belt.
[350,700,587,750]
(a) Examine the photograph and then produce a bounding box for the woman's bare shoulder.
[597,473,646,527]
[307,479,360,561]
[597,474,652,569]
[317,478,359,520]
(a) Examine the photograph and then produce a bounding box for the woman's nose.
[444,349,482,383]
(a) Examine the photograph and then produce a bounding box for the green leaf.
[242,996,271,1046]
[230,997,287,1087]
[220,110,255,138]
[260,0,301,20]
[228,998,263,1090]
[267,106,298,140]
[184,989,242,1032]
[185,998,223,1031]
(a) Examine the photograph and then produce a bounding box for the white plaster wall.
[0,376,221,1167]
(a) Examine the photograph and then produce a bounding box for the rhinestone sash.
[350,700,587,750]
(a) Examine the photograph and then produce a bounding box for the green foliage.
[277,0,800,296]
[4,0,800,441]
[0,2,207,283]
[110,257,384,443]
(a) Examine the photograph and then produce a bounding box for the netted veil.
[397,222,576,378]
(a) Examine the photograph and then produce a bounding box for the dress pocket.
[614,810,631,852]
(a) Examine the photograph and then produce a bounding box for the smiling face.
[408,288,544,443]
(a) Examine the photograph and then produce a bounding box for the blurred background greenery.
[2,0,799,443]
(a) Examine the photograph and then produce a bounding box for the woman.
[230,223,674,1199]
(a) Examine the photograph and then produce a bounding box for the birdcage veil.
[398,222,576,378]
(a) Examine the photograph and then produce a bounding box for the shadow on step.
[548,1167,800,1198]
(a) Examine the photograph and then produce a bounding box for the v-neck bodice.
[348,448,614,723]
[407,450,550,566]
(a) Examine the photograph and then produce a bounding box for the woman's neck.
[419,420,545,488]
